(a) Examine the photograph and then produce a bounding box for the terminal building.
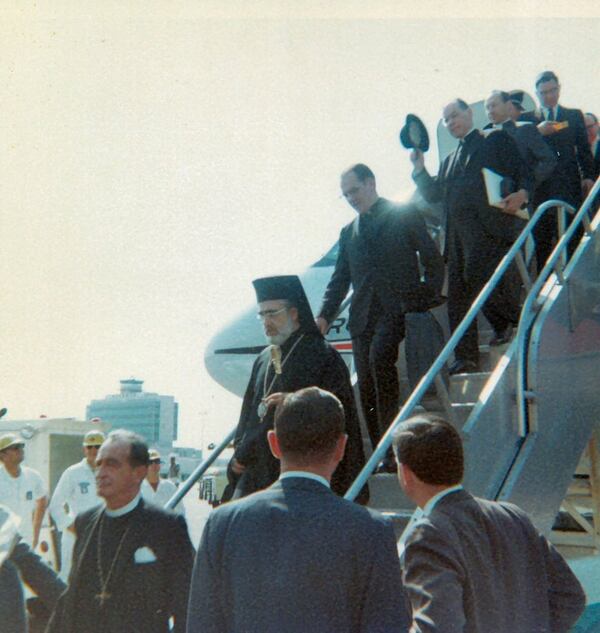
[86,378,178,455]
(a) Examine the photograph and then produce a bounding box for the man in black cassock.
[46,430,194,633]
[222,275,367,502]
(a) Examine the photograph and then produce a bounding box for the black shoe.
[448,359,480,375]
[489,325,514,347]
[374,456,397,474]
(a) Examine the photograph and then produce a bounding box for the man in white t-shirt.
[141,449,184,515]
[48,430,105,580]
[0,434,47,548]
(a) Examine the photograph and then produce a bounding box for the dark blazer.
[46,498,194,633]
[592,141,600,180]
[188,476,411,633]
[484,120,557,187]
[318,199,444,337]
[402,489,585,633]
[414,128,531,246]
[520,105,595,206]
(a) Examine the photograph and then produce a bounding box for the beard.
[265,315,297,346]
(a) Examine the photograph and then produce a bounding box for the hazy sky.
[1,1,599,448]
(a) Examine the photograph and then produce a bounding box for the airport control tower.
[86,378,178,455]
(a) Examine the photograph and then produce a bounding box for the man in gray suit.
[393,414,586,633]
[187,386,411,633]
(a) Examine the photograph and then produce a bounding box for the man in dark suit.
[584,112,599,179]
[316,164,444,461]
[46,430,194,633]
[393,414,586,633]
[411,99,531,373]
[520,71,595,271]
[485,90,557,194]
[188,386,411,633]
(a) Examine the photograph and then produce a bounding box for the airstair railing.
[165,294,354,510]
[344,190,598,502]
[515,178,600,438]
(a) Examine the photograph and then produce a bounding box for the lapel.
[72,506,104,582]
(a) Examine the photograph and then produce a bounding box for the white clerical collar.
[105,492,142,518]
[422,484,463,516]
[279,471,330,489]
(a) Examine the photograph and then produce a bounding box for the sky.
[1,1,599,449]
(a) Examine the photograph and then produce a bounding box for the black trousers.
[352,309,405,450]
[447,215,519,364]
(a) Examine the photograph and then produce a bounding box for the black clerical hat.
[399,114,430,152]
[508,90,525,111]
[252,275,320,336]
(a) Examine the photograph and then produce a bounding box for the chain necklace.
[257,334,305,420]
[95,513,131,606]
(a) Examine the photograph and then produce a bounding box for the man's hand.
[315,317,329,335]
[537,120,557,137]
[582,178,594,197]
[263,392,286,410]
[410,149,425,174]
[501,189,528,214]
[230,459,246,475]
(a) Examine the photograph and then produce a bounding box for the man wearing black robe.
[46,431,194,633]
[222,275,367,502]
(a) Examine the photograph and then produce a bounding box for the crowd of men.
[0,69,598,632]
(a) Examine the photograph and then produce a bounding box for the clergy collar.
[105,492,142,518]
[280,470,330,488]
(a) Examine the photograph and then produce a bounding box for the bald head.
[443,99,473,139]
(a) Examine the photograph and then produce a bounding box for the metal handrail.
[165,293,355,510]
[515,178,600,437]
[344,191,598,502]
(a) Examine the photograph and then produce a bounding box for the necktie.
[547,108,555,121]
[457,140,468,169]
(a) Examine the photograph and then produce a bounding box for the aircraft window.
[311,241,339,268]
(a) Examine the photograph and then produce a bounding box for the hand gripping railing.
[164,294,354,510]
[344,188,599,502]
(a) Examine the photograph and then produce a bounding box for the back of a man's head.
[392,414,463,485]
[274,387,345,465]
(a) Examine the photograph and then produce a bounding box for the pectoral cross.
[95,590,111,606]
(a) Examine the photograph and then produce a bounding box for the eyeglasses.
[256,307,288,321]
[7,444,24,451]
[85,445,100,450]
[149,459,161,465]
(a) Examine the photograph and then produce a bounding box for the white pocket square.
[134,546,157,563]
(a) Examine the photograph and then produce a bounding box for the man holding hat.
[141,449,184,515]
[0,433,47,549]
[49,429,105,580]
[223,274,366,502]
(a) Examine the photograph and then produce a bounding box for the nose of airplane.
[204,307,267,397]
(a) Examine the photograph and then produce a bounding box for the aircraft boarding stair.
[348,181,600,545]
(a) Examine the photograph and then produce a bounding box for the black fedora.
[399,114,429,152]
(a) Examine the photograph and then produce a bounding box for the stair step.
[451,402,476,426]
[450,372,491,403]
[380,511,413,539]
[368,473,416,515]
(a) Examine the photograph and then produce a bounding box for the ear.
[398,462,413,490]
[134,465,148,484]
[333,434,347,464]
[288,306,299,324]
[267,430,283,459]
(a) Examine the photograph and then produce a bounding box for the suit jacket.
[319,199,444,337]
[592,140,600,180]
[46,498,194,633]
[414,128,531,247]
[520,105,595,206]
[402,489,585,633]
[188,476,411,633]
[484,120,557,187]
